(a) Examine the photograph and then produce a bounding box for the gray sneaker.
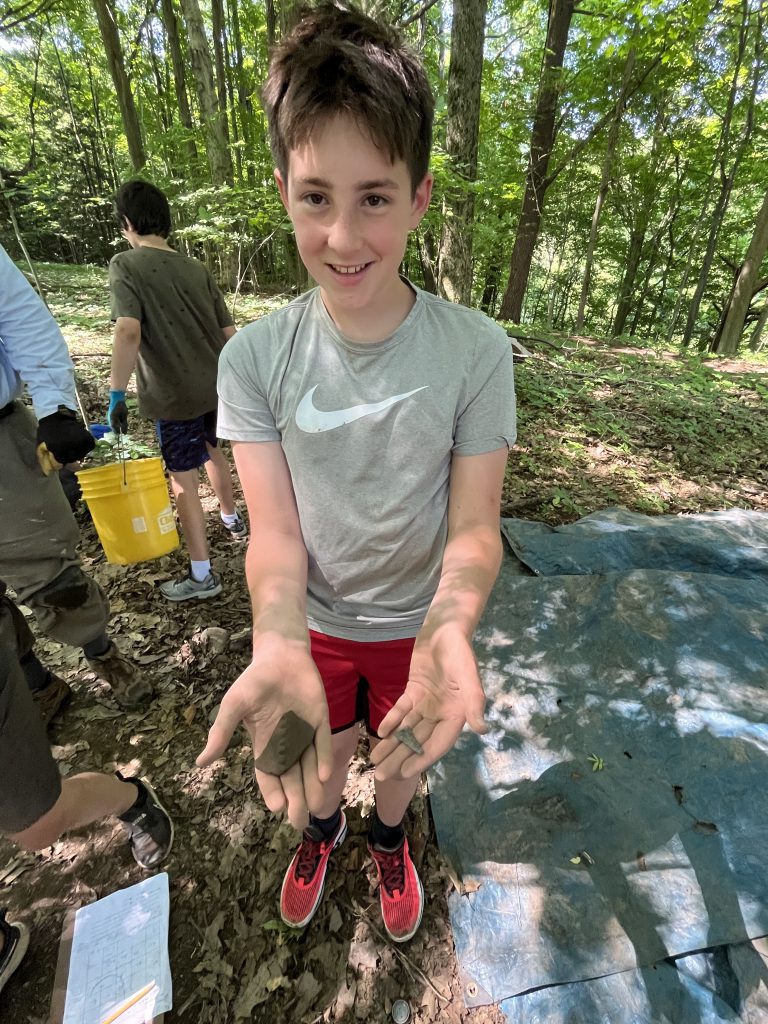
[222,510,248,542]
[160,571,222,602]
[116,773,174,870]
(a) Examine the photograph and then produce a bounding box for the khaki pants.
[0,403,109,648]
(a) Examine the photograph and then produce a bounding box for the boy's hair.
[263,1,434,192]
[114,181,172,237]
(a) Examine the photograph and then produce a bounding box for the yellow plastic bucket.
[77,457,179,565]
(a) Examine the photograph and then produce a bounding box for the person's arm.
[0,247,93,465]
[0,246,77,417]
[197,440,333,829]
[372,447,508,780]
[107,316,141,433]
[208,271,235,343]
[110,316,141,391]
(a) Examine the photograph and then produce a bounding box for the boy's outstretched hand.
[196,635,333,830]
[372,626,488,780]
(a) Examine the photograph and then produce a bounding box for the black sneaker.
[116,774,174,870]
[0,910,29,996]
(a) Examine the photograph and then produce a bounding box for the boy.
[107,181,247,602]
[198,2,515,942]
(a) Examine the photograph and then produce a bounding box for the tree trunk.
[416,226,438,294]
[749,303,768,350]
[498,0,576,323]
[712,188,768,354]
[628,182,679,336]
[612,206,650,338]
[574,34,637,333]
[480,258,500,315]
[223,27,242,181]
[279,0,302,37]
[210,0,231,146]
[86,57,118,190]
[681,0,758,348]
[145,18,170,136]
[265,0,277,46]
[49,27,100,202]
[438,0,488,305]
[178,0,233,185]
[91,0,147,171]
[664,149,722,344]
[159,0,198,163]
[230,0,254,183]
[612,108,667,338]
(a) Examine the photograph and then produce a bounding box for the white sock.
[190,559,211,582]
[220,510,238,527]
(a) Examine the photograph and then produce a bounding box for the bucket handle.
[117,432,128,487]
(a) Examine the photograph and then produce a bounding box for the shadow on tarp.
[428,510,768,1023]
[501,941,768,1023]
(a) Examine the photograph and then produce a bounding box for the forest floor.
[1,263,767,1024]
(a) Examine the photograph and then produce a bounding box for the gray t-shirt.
[217,284,516,640]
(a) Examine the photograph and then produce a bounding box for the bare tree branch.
[0,0,57,32]
[400,0,440,27]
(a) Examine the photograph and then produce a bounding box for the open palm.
[372,628,488,780]
[197,634,332,828]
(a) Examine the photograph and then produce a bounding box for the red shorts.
[309,630,415,735]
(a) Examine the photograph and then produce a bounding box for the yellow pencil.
[99,981,157,1024]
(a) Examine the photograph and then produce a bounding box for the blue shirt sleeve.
[0,245,77,418]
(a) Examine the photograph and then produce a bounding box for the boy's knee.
[170,469,199,493]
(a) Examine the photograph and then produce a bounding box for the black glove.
[36,408,95,464]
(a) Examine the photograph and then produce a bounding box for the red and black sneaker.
[280,812,347,929]
[368,836,424,942]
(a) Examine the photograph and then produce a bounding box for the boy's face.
[275,116,432,330]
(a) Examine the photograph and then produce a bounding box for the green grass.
[508,341,767,522]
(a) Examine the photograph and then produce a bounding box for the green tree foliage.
[1,0,766,352]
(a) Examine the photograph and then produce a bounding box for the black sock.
[82,633,111,659]
[115,772,145,821]
[19,651,51,692]
[369,807,405,851]
[309,807,342,839]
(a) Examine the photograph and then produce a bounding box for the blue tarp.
[429,509,768,1023]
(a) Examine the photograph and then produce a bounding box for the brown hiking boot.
[32,674,72,726]
[85,643,153,709]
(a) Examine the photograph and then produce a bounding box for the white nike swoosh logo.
[295,385,428,433]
